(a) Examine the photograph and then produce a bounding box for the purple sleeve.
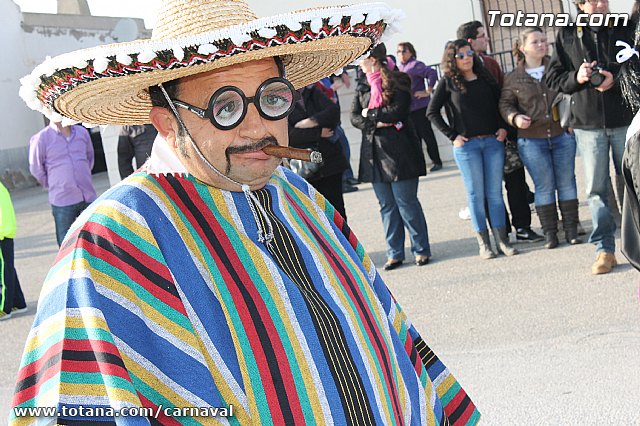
[79,127,95,169]
[28,134,48,188]
[425,66,438,88]
[415,62,438,88]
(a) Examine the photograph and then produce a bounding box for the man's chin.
[228,162,279,187]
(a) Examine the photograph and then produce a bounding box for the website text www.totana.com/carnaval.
[12,405,234,419]
[487,11,630,28]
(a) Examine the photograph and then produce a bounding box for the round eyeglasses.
[170,77,300,130]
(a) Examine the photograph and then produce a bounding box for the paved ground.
[2,160,639,424]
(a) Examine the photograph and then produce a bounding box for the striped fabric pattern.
[10,167,479,425]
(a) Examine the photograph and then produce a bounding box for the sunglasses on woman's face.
[170,77,299,130]
[455,50,474,59]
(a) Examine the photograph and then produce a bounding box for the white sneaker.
[0,311,12,321]
[458,206,471,220]
[12,306,28,314]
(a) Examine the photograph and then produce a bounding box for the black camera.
[589,64,606,87]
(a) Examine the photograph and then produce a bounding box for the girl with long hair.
[499,27,580,249]
[351,43,431,270]
[427,39,517,259]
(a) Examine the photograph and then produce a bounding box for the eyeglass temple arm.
[172,100,207,119]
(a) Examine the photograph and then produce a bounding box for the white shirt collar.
[145,134,188,175]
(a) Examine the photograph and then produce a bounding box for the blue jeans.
[372,178,431,260]
[51,201,91,246]
[517,133,577,206]
[453,136,506,232]
[573,127,627,253]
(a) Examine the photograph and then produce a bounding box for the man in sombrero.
[11,0,479,424]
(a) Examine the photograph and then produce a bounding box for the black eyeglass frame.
[170,77,300,131]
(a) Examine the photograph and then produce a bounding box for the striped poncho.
[10,165,479,425]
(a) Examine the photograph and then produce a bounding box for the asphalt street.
[1,161,639,424]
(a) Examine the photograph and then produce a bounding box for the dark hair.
[619,18,640,113]
[441,38,496,93]
[456,21,483,41]
[512,27,544,64]
[397,42,417,59]
[368,45,411,104]
[148,79,181,108]
[369,43,388,63]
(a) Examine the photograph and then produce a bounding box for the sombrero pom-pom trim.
[19,3,403,125]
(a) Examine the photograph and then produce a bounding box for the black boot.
[492,227,519,256]
[536,203,559,249]
[476,230,496,259]
[559,199,583,245]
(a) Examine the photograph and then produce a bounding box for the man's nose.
[237,102,269,138]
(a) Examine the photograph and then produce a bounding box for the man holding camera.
[545,0,634,274]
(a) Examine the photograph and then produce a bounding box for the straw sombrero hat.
[19,0,403,126]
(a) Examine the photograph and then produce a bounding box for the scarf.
[367,70,384,109]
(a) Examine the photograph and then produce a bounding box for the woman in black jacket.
[288,84,349,219]
[351,43,431,270]
[427,39,517,259]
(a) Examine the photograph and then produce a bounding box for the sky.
[12,0,161,28]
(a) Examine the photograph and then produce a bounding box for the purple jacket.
[398,58,438,112]
[29,123,97,207]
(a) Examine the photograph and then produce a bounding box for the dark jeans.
[372,178,431,260]
[311,173,347,221]
[1,238,26,314]
[504,167,532,231]
[411,107,442,166]
[51,201,91,246]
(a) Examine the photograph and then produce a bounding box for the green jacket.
[0,182,16,239]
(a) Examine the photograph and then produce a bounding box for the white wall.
[0,0,146,188]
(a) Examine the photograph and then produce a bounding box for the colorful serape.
[10,167,479,425]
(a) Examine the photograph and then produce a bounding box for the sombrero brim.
[19,3,403,126]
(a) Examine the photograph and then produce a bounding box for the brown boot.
[591,252,618,275]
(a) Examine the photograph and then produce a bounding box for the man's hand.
[495,128,507,142]
[577,61,597,85]
[453,134,468,147]
[320,128,334,138]
[376,122,393,128]
[295,118,318,129]
[513,114,532,129]
[595,69,614,92]
[414,90,430,99]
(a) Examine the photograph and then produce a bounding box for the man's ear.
[149,106,178,148]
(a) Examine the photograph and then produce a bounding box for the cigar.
[262,145,323,163]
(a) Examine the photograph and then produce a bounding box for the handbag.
[552,92,572,128]
[503,140,524,175]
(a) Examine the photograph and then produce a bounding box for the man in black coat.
[288,84,349,219]
[544,0,634,274]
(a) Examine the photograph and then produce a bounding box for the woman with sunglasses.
[351,43,431,270]
[499,27,580,249]
[288,84,350,219]
[427,39,517,259]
